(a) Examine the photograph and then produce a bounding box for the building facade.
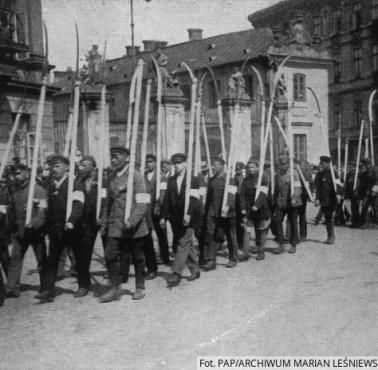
[249,0,378,162]
[53,26,332,165]
[0,0,57,165]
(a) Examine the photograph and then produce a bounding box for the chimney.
[143,40,168,52]
[188,28,203,41]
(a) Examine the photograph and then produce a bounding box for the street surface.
[1,205,378,369]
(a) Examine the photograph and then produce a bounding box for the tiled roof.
[105,28,274,85]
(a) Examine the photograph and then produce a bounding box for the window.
[208,80,219,108]
[293,73,306,101]
[373,43,378,71]
[313,16,321,35]
[333,8,342,33]
[354,48,362,76]
[334,51,341,81]
[322,11,330,35]
[372,0,378,19]
[181,84,191,111]
[352,3,362,29]
[293,134,307,162]
[243,74,254,99]
[354,100,362,126]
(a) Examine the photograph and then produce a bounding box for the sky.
[41,0,281,71]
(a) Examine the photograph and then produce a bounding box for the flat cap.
[47,154,69,165]
[361,157,372,165]
[146,154,157,162]
[171,153,187,164]
[320,155,331,163]
[161,159,172,166]
[13,163,29,172]
[110,146,130,156]
[247,157,259,166]
[80,155,97,167]
[212,154,225,164]
[278,155,289,165]
[236,161,245,169]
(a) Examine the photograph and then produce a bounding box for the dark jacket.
[315,169,337,208]
[161,174,203,231]
[46,176,84,231]
[240,172,270,220]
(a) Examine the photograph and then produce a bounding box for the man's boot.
[273,244,284,254]
[99,260,122,303]
[323,222,335,244]
[288,245,296,254]
[256,230,266,260]
[98,286,121,303]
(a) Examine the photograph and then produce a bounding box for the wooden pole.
[288,102,294,198]
[343,138,349,184]
[140,79,152,175]
[0,111,22,180]
[26,78,47,225]
[125,60,144,222]
[217,100,226,160]
[201,113,213,177]
[354,120,365,191]
[151,57,162,201]
[194,100,201,176]
[368,89,377,166]
[365,137,369,158]
[66,81,81,220]
[96,85,106,220]
[125,72,138,148]
[63,110,73,157]
[337,126,341,179]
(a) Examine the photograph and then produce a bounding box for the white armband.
[293,181,302,187]
[136,193,151,204]
[228,185,237,195]
[189,189,200,199]
[0,205,7,214]
[373,185,378,193]
[259,186,269,195]
[335,179,341,186]
[72,190,84,203]
[37,199,47,209]
[159,182,167,190]
[100,188,107,198]
[199,186,207,196]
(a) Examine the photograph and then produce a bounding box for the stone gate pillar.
[222,96,253,164]
[160,89,187,159]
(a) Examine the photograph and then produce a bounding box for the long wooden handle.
[217,101,226,160]
[194,100,201,176]
[343,138,349,184]
[125,60,144,222]
[26,80,47,225]
[66,82,81,221]
[140,79,152,175]
[63,110,73,157]
[0,111,22,181]
[96,85,106,220]
[201,113,213,177]
[354,121,364,191]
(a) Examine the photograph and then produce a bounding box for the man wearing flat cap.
[344,161,359,227]
[37,154,85,302]
[273,155,302,254]
[99,146,150,302]
[160,153,203,287]
[144,153,169,270]
[6,164,47,298]
[234,161,245,250]
[202,155,239,270]
[314,155,341,244]
[358,157,378,228]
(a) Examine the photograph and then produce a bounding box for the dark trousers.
[41,227,77,293]
[322,206,335,224]
[172,227,199,276]
[350,197,360,225]
[298,202,307,240]
[152,214,170,263]
[144,231,158,273]
[204,216,238,262]
[73,224,98,289]
[0,240,9,276]
[242,218,267,253]
[8,234,46,290]
[275,207,299,246]
[235,209,244,249]
[105,236,146,290]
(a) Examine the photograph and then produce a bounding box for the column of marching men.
[3,147,378,305]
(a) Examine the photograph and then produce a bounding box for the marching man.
[99,146,150,302]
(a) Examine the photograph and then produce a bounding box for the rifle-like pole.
[337,125,341,179]
[125,60,144,222]
[151,57,162,201]
[288,101,294,198]
[201,112,213,177]
[354,120,365,191]
[0,111,22,180]
[63,110,73,157]
[140,79,152,174]
[180,62,197,216]
[368,90,376,166]
[343,138,349,184]
[125,72,138,148]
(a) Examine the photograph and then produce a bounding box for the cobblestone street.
[1,206,378,369]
